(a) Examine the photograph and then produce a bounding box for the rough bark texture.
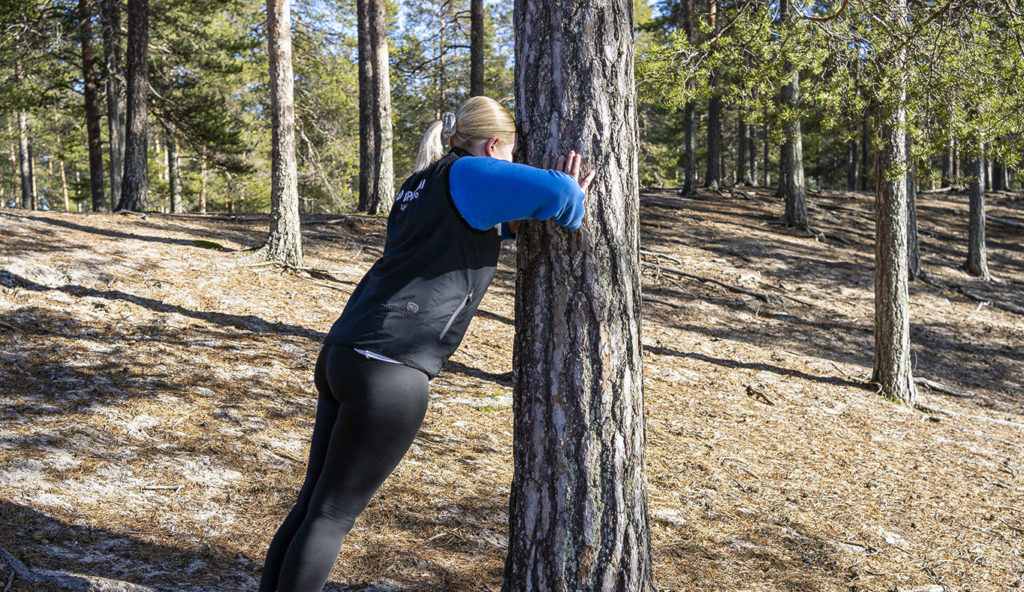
[102,0,124,210]
[167,132,182,213]
[470,0,484,97]
[261,0,303,266]
[967,151,989,280]
[80,0,106,212]
[356,0,395,215]
[871,1,917,406]
[505,2,653,591]
[681,100,696,195]
[117,0,148,211]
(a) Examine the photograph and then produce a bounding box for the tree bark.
[80,0,106,212]
[117,0,149,211]
[848,138,859,191]
[747,123,757,186]
[261,0,302,266]
[506,1,653,590]
[15,59,35,210]
[704,1,721,188]
[102,0,124,210]
[780,0,807,228]
[871,0,916,405]
[966,147,989,280]
[762,114,770,187]
[470,0,484,97]
[167,130,182,213]
[356,0,395,215]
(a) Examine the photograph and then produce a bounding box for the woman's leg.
[273,346,429,592]
[259,346,339,592]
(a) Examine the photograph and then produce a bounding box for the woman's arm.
[450,155,594,231]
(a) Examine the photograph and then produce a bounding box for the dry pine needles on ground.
[0,187,1021,591]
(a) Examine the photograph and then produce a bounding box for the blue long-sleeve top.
[448,156,586,233]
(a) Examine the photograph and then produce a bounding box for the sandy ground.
[0,187,1021,591]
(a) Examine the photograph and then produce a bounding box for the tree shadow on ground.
[2,271,324,340]
[0,500,257,591]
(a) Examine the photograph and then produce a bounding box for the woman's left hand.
[553,151,597,199]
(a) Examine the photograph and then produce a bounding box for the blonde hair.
[413,96,516,172]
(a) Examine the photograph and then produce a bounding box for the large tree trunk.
[167,130,182,213]
[906,134,921,280]
[470,0,484,97]
[705,98,722,188]
[356,0,395,215]
[261,0,302,266]
[871,0,916,405]
[117,0,149,211]
[505,2,653,590]
[80,0,106,212]
[966,147,989,280]
[102,0,124,210]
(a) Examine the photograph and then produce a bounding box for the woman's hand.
[552,151,596,198]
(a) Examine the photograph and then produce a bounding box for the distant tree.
[101,0,124,210]
[117,0,149,211]
[79,0,105,212]
[505,0,654,590]
[705,0,722,188]
[779,0,807,229]
[966,146,989,280]
[470,0,484,97]
[259,0,302,267]
[356,0,394,214]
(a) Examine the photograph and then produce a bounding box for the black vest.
[324,150,502,377]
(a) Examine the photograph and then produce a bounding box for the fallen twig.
[745,384,775,406]
[914,377,975,398]
[140,485,182,492]
[643,262,772,303]
[987,214,1024,229]
[956,286,1024,316]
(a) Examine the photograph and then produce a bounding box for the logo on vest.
[396,179,426,211]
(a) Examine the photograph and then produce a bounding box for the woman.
[259,96,595,592]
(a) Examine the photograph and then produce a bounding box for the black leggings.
[259,344,429,592]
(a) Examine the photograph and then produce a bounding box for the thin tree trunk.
[943,136,954,186]
[117,0,149,211]
[705,1,721,189]
[261,0,302,266]
[737,113,748,186]
[762,116,770,187]
[199,147,208,214]
[15,59,35,210]
[681,100,696,194]
[747,123,757,186]
[967,147,989,280]
[80,0,106,212]
[506,0,653,590]
[167,130,182,213]
[860,113,870,191]
[848,138,859,191]
[51,110,70,211]
[992,160,1004,191]
[470,0,484,97]
[871,0,916,405]
[356,0,395,215]
[780,0,807,229]
[906,134,921,280]
[102,0,125,210]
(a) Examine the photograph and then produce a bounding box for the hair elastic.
[441,112,457,138]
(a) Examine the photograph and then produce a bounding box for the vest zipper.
[440,292,473,339]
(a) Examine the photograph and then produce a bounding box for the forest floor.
[0,186,1022,592]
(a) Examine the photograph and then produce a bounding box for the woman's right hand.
[552,151,596,198]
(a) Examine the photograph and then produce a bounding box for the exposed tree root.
[0,545,155,591]
[914,377,976,398]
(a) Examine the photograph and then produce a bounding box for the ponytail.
[412,97,516,173]
[414,120,447,173]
